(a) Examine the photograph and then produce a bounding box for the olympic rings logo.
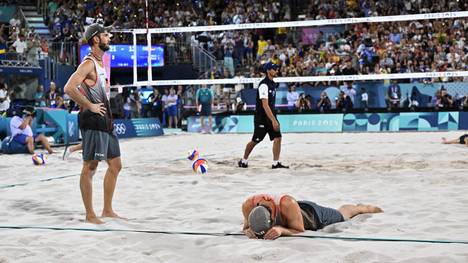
[114,123,127,135]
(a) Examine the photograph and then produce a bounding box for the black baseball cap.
[83,23,113,43]
[263,62,280,71]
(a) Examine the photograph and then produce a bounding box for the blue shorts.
[12,134,34,145]
[167,105,178,117]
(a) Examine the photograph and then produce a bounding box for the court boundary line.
[0,174,79,189]
[0,225,467,244]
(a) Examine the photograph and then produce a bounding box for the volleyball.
[192,158,208,174]
[187,149,200,161]
[32,153,47,165]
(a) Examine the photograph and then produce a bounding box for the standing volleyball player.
[64,24,122,224]
[239,62,289,169]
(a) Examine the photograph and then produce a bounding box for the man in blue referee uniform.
[239,62,289,169]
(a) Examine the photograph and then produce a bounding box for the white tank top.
[80,55,109,103]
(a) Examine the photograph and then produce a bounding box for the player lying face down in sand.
[242,194,383,240]
[441,134,468,146]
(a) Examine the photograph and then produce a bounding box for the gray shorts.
[81,129,121,161]
[298,201,344,230]
[200,103,212,116]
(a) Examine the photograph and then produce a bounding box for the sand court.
[1,131,468,262]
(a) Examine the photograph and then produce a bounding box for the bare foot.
[101,211,126,220]
[86,216,105,224]
[358,204,384,213]
[368,205,383,213]
[441,137,448,144]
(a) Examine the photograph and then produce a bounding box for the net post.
[145,0,152,87]
[132,31,138,85]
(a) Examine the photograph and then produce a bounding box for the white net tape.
[116,71,468,88]
[114,11,468,34]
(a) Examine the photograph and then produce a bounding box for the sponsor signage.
[113,118,164,138]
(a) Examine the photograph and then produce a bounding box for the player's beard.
[99,42,110,52]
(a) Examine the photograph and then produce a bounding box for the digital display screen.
[79,44,164,68]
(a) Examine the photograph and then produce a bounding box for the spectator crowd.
[0,14,49,64]
[38,0,466,77]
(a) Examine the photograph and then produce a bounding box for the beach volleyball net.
[109,11,468,111]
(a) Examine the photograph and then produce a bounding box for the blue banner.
[187,114,342,133]
[187,115,253,133]
[399,112,459,131]
[113,118,164,138]
[343,113,400,132]
[278,114,343,132]
[343,112,460,132]
[0,67,42,75]
[188,112,464,133]
[458,112,468,130]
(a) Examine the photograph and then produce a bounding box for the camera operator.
[336,91,353,112]
[408,89,420,111]
[317,91,331,112]
[438,87,454,109]
[462,92,468,110]
[296,93,311,112]
[9,106,53,154]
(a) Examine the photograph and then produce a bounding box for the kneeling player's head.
[248,204,273,238]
